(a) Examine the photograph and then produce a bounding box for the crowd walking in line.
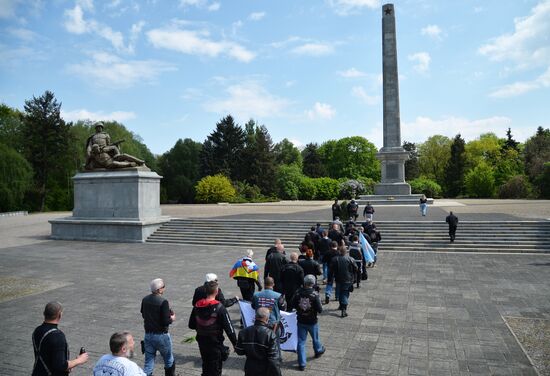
[32,204,386,376]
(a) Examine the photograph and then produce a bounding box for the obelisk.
[374,3,411,195]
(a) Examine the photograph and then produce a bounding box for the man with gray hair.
[235,307,281,376]
[290,275,325,371]
[93,332,145,375]
[141,278,176,376]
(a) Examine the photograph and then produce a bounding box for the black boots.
[165,361,176,376]
[341,304,348,318]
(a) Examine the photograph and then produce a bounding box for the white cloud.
[328,0,380,16]
[248,11,265,21]
[421,24,443,40]
[478,0,550,69]
[147,26,255,62]
[62,109,136,122]
[204,81,290,121]
[306,102,336,120]
[352,86,380,105]
[408,52,431,73]
[291,43,334,56]
[67,52,175,88]
[179,0,219,11]
[207,2,220,11]
[338,67,367,78]
[490,66,550,98]
[7,27,37,41]
[0,0,19,18]
[64,5,88,34]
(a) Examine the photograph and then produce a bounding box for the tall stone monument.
[374,3,411,196]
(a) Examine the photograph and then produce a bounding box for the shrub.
[310,177,340,200]
[465,162,495,198]
[276,164,303,200]
[0,143,32,212]
[195,174,236,203]
[339,179,366,199]
[357,176,376,195]
[298,177,317,200]
[339,200,350,220]
[498,175,533,199]
[409,177,442,198]
[234,181,262,201]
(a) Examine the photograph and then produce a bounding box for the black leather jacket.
[330,254,358,284]
[235,321,281,376]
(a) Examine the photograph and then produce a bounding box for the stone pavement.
[0,201,549,375]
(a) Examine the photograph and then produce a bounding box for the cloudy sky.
[1,0,549,154]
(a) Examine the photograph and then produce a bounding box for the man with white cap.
[141,278,176,376]
[192,273,238,307]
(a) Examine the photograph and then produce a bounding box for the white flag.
[238,300,298,352]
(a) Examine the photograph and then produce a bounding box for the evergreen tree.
[239,120,276,194]
[503,127,519,152]
[444,134,466,197]
[403,141,420,180]
[302,143,326,177]
[524,126,550,196]
[273,138,302,167]
[200,115,246,180]
[22,91,72,211]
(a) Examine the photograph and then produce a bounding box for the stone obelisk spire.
[374,3,411,195]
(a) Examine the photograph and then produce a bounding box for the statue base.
[50,169,169,242]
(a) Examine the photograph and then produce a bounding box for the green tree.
[22,91,72,211]
[403,141,420,181]
[0,104,25,153]
[158,138,202,203]
[195,174,236,203]
[273,138,302,167]
[539,162,550,199]
[275,164,303,200]
[498,175,533,199]
[302,143,326,178]
[465,162,496,198]
[503,127,520,152]
[0,143,33,211]
[444,134,466,197]
[418,135,451,187]
[409,177,442,198]
[319,136,380,180]
[465,133,501,169]
[200,115,246,180]
[524,126,550,196]
[239,120,276,194]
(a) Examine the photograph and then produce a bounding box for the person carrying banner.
[188,281,237,376]
[235,307,281,376]
[330,246,358,318]
[230,250,262,301]
[193,273,238,308]
[252,277,286,329]
[290,275,325,371]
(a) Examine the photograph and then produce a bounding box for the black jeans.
[238,280,256,301]
[197,336,223,376]
[449,225,457,241]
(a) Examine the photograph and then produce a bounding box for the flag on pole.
[238,300,298,352]
[359,231,376,263]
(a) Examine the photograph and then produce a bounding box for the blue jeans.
[336,282,352,307]
[325,272,338,300]
[420,203,427,216]
[297,322,324,367]
[322,262,329,280]
[144,332,174,375]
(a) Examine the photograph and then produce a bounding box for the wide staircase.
[146,219,550,253]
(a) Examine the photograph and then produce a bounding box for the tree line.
[1,91,549,212]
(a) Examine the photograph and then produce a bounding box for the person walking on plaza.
[280,252,304,308]
[317,230,332,283]
[264,245,287,293]
[348,235,364,289]
[235,307,281,376]
[230,249,263,301]
[298,248,323,286]
[141,278,176,376]
[446,211,459,242]
[330,246,358,318]
[32,302,89,376]
[189,281,237,376]
[363,201,375,221]
[419,194,428,216]
[323,241,340,304]
[193,273,238,308]
[252,277,286,329]
[290,275,325,371]
[93,332,145,376]
[331,199,341,220]
[265,239,285,260]
[347,199,359,222]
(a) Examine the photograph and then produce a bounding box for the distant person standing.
[362,202,375,221]
[419,194,428,216]
[32,302,89,376]
[446,211,459,242]
[347,199,359,222]
[331,199,341,220]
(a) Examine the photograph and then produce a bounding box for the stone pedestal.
[50,169,169,242]
[374,147,411,195]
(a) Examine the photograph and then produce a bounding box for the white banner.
[238,300,297,352]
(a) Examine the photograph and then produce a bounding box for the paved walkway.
[0,201,549,375]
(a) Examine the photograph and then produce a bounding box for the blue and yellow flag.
[229,257,260,281]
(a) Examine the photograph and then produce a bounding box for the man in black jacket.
[446,211,459,242]
[141,278,176,376]
[265,245,288,293]
[280,252,304,308]
[189,281,237,376]
[330,247,358,318]
[32,302,89,376]
[235,307,281,376]
[192,273,238,308]
[290,275,325,371]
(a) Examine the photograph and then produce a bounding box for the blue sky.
[1,0,549,155]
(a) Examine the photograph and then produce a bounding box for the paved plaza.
[0,200,549,375]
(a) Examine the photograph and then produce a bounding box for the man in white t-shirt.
[93,332,146,376]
